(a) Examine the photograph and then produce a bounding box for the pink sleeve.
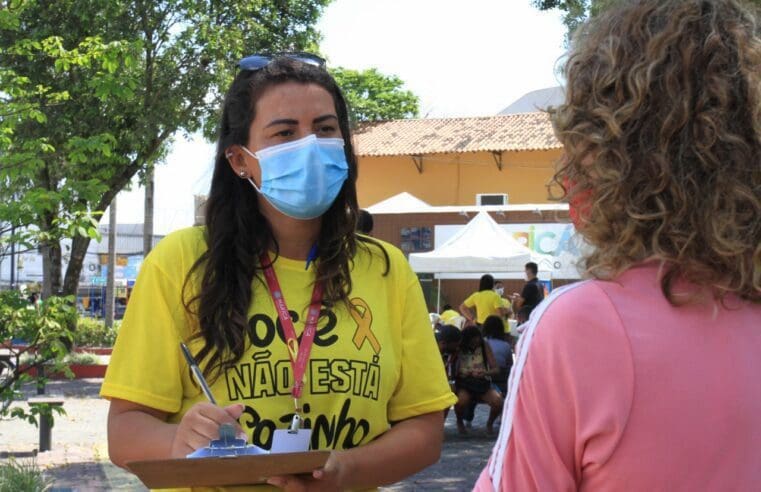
[475,282,634,491]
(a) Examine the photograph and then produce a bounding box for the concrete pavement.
[0,378,495,491]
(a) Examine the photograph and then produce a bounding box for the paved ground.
[0,379,495,491]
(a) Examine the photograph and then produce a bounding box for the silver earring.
[238,169,247,178]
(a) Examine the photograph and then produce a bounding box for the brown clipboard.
[126,450,330,489]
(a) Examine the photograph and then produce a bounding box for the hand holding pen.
[169,342,248,458]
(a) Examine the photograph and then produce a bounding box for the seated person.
[435,324,463,419]
[515,305,533,335]
[462,315,515,426]
[483,315,513,396]
[453,326,503,435]
[439,304,461,325]
[435,324,462,376]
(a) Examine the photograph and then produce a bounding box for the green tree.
[0,0,330,297]
[531,0,619,41]
[533,0,760,41]
[331,67,419,122]
[0,0,114,294]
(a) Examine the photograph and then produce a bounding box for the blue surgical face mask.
[241,134,349,220]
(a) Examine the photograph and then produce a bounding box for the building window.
[400,227,432,256]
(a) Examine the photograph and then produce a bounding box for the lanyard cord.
[259,253,324,404]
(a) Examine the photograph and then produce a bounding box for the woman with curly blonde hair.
[476,0,760,490]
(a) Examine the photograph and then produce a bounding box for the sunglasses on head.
[237,52,325,71]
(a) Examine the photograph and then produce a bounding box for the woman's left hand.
[267,451,348,491]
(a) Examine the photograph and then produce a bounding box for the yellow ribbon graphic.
[287,337,299,362]
[349,298,381,354]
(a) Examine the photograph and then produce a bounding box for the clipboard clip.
[186,423,267,458]
[289,414,302,434]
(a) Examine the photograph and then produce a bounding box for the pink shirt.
[476,263,761,491]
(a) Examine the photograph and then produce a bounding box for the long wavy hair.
[550,0,761,304]
[184,58,388,379]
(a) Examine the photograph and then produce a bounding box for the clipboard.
[126,450,330,489]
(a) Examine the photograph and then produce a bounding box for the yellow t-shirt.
[463,290,503,324]
[439,309,461,325]
[500,297,512,312]
[101,227,456,492]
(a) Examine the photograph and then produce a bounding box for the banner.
[434,223,590,279]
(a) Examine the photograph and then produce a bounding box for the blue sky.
[113,0,567,235]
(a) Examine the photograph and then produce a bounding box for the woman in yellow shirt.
[101,53,456,491]
[459,274,507,326]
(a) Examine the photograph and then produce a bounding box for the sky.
[111,0,567,235]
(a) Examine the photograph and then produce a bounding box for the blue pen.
[180,342,217,405]
[305,243,318,270]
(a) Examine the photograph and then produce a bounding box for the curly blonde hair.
[550,0,761,303]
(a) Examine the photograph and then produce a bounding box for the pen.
[180,342,217,405]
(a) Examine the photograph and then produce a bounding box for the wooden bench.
[27,397,65,452]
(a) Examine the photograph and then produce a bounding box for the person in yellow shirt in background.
[439,304,460,325]
[438,304,467,330]
[459,274,508,326]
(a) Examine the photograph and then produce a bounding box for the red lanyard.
[259,253,323,406]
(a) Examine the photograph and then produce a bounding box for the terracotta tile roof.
[352,112,561,157]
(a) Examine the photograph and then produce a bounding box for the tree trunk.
[62,233,92,297]
[143,168,154,256]
[45,242,63,297]
[41,243,52,299]
[40,212,63,299]
[9,226,15,289]
[61,171,131,297]
[105,199,117,328]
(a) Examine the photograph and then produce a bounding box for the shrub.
[0,290,74,423]
[65,352,101,365]
[73,318,119,347]
[0,458,52,492]
[20,351,100,366]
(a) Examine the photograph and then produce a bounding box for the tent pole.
[436,278,441,312]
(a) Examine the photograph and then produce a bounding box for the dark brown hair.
[184,58,388,378]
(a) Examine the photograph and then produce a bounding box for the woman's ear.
[224,146,248,179]
[224,146,237,165]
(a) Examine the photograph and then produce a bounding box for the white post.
[436,278,441,312]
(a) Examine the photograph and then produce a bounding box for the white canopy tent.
[366,192,433,214]
[408,211,532,273]
[408,211,539,310]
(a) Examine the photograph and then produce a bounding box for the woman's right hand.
[170,402,246,458]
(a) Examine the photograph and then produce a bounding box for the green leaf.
[331,67,420,122]
[0,0,331,302]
